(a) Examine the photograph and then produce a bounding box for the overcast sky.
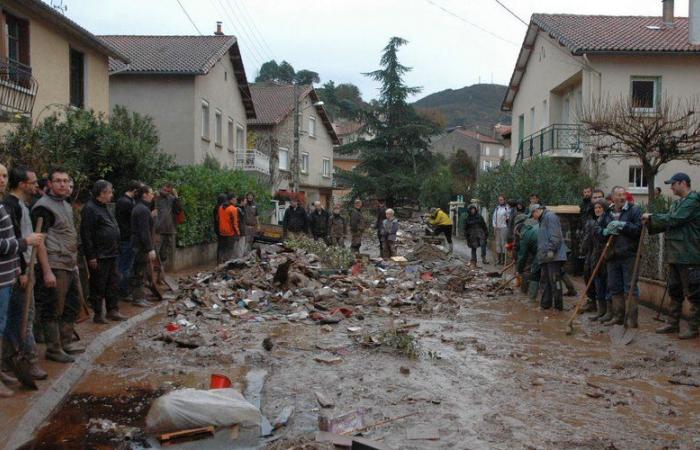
[56,0,691,101]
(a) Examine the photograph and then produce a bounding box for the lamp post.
[291,83,323,192]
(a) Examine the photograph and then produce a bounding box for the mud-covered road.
[20,241,700,450]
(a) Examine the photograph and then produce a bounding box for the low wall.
[170,241,217,272]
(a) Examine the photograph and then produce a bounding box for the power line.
[216,0,269,66]
[175,0,202,35]
[223,0,274,62]
[423,0,519,46]
[230,0,277,61]
[209,0,265,68]
[492,0,529,26]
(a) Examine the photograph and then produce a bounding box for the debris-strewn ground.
[22,218,700,449]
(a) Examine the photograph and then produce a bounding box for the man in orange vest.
[217,194,240,263]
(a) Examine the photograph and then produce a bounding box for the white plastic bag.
[145,388,262,433]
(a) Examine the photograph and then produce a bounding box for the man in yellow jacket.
[428,207,453,254]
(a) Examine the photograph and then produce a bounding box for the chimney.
[691,0,700,45]
[214,21,223,35]
[662,0,675,28]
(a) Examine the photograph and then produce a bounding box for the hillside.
[414,83,511,129]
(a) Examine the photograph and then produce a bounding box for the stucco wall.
[3,1,110,120]
[194,52,248,168]
[110,75,195,165]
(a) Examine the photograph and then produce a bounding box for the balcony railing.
[0,57,38,119]
[233,149,270,175]
[517,124,584,162]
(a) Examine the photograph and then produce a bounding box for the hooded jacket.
[463,205,487,249]
[649,190,700,265]
[517,219,540,274]
[429,208,452,227]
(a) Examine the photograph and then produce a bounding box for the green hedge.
[160,165,270,247]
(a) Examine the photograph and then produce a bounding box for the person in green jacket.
[643,173,700,339]
[517,215,540,302]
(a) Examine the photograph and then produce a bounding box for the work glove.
[603,220,625,236]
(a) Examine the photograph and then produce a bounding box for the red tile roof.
[248,83,340,145]
[333,121,365,136]
[532,14,700,54]
[455,129,501,144]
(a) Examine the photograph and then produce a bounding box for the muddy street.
[12,237,700,450]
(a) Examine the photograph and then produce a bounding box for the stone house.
[100,26,257,169]
[429,127,509,173]
[502,1,700,200]
[248,82,339,207]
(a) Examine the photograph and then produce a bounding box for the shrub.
[419,164,453,211]
[159,165,269,247]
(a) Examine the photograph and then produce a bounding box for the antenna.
[51,0,68,14]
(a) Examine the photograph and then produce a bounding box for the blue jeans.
[0,285,13,340]
[4,283,36,355]
[117,241,134,295]
[606,256,639,297]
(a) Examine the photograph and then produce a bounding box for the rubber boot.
[581,297,596,313]
[625,296,639,329]
[599,299,614,324]
[589,300,607,321]
[45,321,74,363]
[527,281,539,302]
[603,295,624,326]
[679,303,699,339]
[60,323,86,355]
[447,242,454,254]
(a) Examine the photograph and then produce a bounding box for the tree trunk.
[646,164,657,203]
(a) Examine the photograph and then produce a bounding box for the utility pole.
[292,83,300,192]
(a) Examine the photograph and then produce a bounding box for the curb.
[5,303,167,450]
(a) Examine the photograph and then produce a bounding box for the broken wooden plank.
[158,426,215,442]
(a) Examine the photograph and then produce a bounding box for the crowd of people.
[510,172,699,341]
[0,164,183,398]
[214,191,259,264]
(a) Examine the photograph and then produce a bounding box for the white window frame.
[235,123,245,150]
[628,166,648,188]
[482,160,493,171]
[631,77,660,114]
[322,157,331,177]
[301,152,309,174]
[483,145,490,156]
[201,100,210,140]
[278,147,289,171]
[214,109,222,146]
[498,147,504,158]
[308,116,316,138]
[227,117,234,151]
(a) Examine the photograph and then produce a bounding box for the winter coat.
[80,199,121,260]
[115,194,135,242]
[380,218,399,241]
[154,193,181,235]
[282,206,309,233]
[649,191,700,265]
[517,220,540,274]
[582,212,611,272]
[330,213,347,239]
[376,206,387,230]
[537,209,567,263]
[131,200,154,252]
[429,209,452,227]
[309,209,330,238]
[463,206,487,249]
[599,202,642,261]
[349,207,367,233]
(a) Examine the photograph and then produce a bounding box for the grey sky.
[58,0,690,101]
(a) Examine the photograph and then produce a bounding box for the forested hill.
[414,83,511,129]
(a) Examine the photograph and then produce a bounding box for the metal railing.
[517,124,584,162]
[233,149,270,175]
[0,57,38,118]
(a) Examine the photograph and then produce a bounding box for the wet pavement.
[9,238,700,449]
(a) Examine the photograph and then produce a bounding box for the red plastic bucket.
[210,374,232,389]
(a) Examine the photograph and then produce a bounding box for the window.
[278,147,289,171]
[631,77,660,113]
[482,160,493,171]
[227,118,234,150]
[236,124,245,150]
[6,14,29,66]
[499,147,504,158]
[301,152,309,174]
[69,49,85,108]
[201,100,210,139]
[483,145,490,156]
[309,116,316,137]
[214,109,222,146]
[322,158,331,177]
[629,166,648,188]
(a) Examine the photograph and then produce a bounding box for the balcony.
[233,149,270,175]
[0,57,38,120]
[517,124,584,162]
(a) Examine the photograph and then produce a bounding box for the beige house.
[0,0,126,130]
[249,82,339,206]
[503,1,700,200]
[101,29,257,169]
[430,127,509,173]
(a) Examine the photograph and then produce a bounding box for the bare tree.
[579,95,700,200]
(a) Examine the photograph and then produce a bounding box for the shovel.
[10,218,42,389]
[565,235,615,335]
[494,273,519,295]
[156,253,179,292]
[147,257,164,301]
[610,224,647,346]
[486,261,514,278]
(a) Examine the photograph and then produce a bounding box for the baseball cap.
[664,172,691,185]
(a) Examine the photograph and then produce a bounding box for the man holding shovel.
[644,173,700,339]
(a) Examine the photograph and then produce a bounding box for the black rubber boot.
[604,295,625,326]
[60,323,85,355]
[589,300,606,321]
